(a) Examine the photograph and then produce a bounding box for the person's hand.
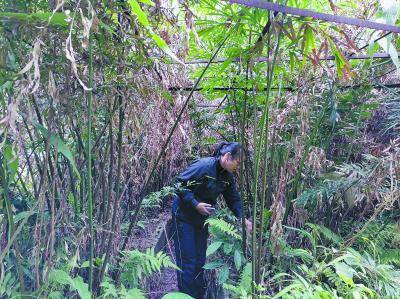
[245,218,252,234]
[195,202,213,216]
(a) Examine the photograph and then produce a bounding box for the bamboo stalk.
[0,153,26,292]
[240,31,251,257]
[251,20,282,293]
[87,7,94,290]
[33,119,52,289]
[98,92,124,287]
[251,75,258,296]
[283,107,325,224]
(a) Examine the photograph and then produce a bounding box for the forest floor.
[135,198,179,299]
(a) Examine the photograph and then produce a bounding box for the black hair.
[213,142,243,159]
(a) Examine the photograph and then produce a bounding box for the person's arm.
[176,160,206,209]
[221,175,242,219]
[222,174,252,233]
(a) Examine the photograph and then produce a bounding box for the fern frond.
[379,249,400,266]
[306,223,343,245]
[239,262,252,291]
[287,248,315,264]
[120,247,179,287]
[322,266,344,290]
[206,218,241,240]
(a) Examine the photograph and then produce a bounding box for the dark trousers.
[173,216,209,299]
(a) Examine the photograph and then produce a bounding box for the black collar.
[216,157,225,174]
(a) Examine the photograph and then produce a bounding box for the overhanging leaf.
[128,0,150,27]
[206,241,223,257]
[334,262,355,286]
[150,32,184,64]
[378,38,400,71]
[34,122,80,179]
[127,0,183,64]
[0,12,68,27]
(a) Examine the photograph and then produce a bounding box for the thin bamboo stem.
[87,7,94,290]
[251,19,282,293]
[0,154,26,291]
[98,92,124,287]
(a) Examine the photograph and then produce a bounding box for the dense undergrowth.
[1,0,399,298]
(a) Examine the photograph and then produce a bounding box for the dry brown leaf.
[65,35,91,91]
[80,2,94,50]
[48,70,58,101]
[18,39,43,94]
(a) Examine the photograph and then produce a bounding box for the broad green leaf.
[162,292,194,299]
[71,276,91,299]
[0,12,68,27]
[99,20,117,36]
[55,137,80,177]
[387,40,399,71]
[368,40,380,58]
[3,143,18,181]
[203,261,224,270]
[128,0,183,64]
[328,38,348,77]
[126,0,182,64]
[150,32,183,64]
[206,241,223,257]
[13,210,36,224]
[218,265,230,284]
[306,223,343,245]
[234,250,242,271]
[34,122,80,179]
[334,262,355,286]
[303,25,315,56]
[289,248,314,263]
[376,35,399,71]
[128,0,150,27]
[223,242,233,254]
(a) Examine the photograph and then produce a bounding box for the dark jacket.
[172,157,242,226]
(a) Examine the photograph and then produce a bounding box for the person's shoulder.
[202,156,217,164]
[188,156,216,171]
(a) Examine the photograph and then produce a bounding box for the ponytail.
[213,141,243,159]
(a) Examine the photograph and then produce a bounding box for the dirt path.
[135,200,178,299]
